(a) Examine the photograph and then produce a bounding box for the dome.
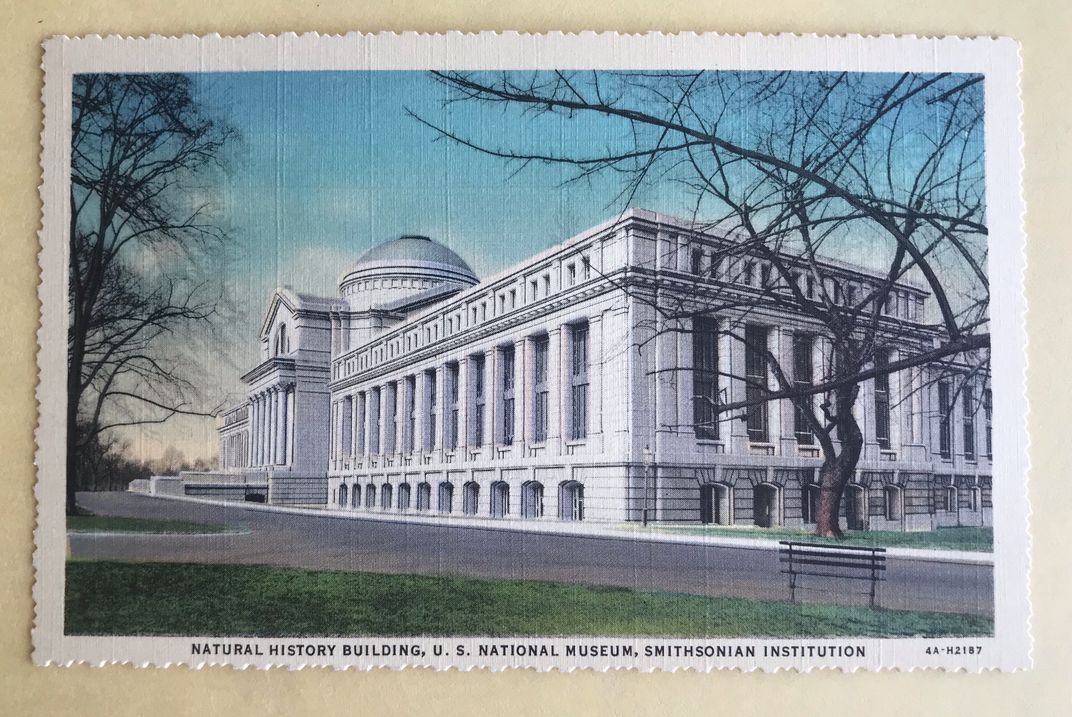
[354,235,476,277]
[339,234,479,307]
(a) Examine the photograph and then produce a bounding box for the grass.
[629,525,993,552]
[65,560,992,638]
[67,514,232,535]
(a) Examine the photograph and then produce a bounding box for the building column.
[486,348,497,447]
[548,326,564,449]
[247,398,256,467]
[587,314,603,436]
[722,320,749,452]
[457,358,469,453]
[286,385,295,466]
[255,393,265,466]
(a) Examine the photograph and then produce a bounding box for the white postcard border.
[33,31,1030,671]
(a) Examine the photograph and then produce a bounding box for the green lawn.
[67,514,231,534]
[629,525,992,552]
[65,560,991,638]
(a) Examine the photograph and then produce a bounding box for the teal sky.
[131,70,985,462]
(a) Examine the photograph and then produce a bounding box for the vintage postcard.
[34,32,1030,671]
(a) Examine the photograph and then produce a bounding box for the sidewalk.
[139,490,994,566]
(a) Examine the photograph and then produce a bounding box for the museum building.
[184,209,992,532]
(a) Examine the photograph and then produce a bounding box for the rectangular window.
[874,350,891,449]
[742,261,755,286]
[984,388,993,458]
[501,346,515,445]
[387,382,398,454]
[570,324,589,440]
[472,354,486,446]
[567,263,577,285]
[963,381,976,461]
[404,376,416,453]
[793,334,814,444]
[370,387,381,454]
[692,317,719,440]
[744,324,769,443]
[938,380,952,459]
[690,249,703,275]
[446,363,459,450]
[425,370,437,451]
[534,336,550,442]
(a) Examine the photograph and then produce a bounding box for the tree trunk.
[814,386,865,537]
[66,348,83,515]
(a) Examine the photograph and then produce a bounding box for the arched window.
[970,486,981,512]
[944,485,958,512]
[462,481,480,515]
[883,485,903,521]
[559,481,584,521]
[398,483,412,511]
[351,484,361,509]
[844,484,867,531]
[490,481,510,518]
[802,483,821,524]
[521,481,544,519]
[701,483,733,525]
[416,482,432,511]
[752,483,781,528]
[274,323,290,356]
[438,482,454,514]
[381,483,393,510]
[365,483,376,509]
[338,483,348,508]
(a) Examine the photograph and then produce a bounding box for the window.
[472,354,486,446]
[884,485,902,521]
[802,482,821,524]
[446,363,459,450]
[416,482,431,511]
[690,249,703,275]
[569,324,589,440]
[744,324,769,442]
[938,380,952,459]
[760,263,771,288]
[398,483,411,511]
[530,279,538,300]
[438,482,454,513]
[501,346,515,445]
[874,350,891,449]
[380,483,393,510]
[984,388,993,458]
[805,275,815,299]
[404,376,416,453]
[342,396,354,457]
[425,370,437,451]
[462,481,479,515]
[793,334,814,444]
[742,261,755,286]
[275,323,289,355]
[567,263,577,285]
[509,289,517,308]
[365,484,376,509]
[370,387,381,454]
[582,257,591,280]
[963,381,976,461]
[692,317,719,440]
[386,382,398,454]
[543,274,551,296]
[534,336,550,442]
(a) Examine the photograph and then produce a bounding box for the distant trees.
[419,70,989,535]
[67,74,237,513]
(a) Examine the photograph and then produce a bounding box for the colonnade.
[248,383,295,467]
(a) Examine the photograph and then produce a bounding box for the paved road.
[71,492,993,617]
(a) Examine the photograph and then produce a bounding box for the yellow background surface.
[1,2,1069,715]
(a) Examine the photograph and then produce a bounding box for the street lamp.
[642,444,654,526]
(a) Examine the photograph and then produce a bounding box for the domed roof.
[352,235,476,279]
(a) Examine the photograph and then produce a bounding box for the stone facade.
[206,209,992,532]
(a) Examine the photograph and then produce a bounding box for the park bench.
[778,541,886,608]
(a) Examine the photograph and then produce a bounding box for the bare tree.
[67,73,237,513]
[415,70,988,535]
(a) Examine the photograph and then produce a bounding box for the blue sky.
[132,70,985,462]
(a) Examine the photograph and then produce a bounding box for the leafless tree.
[415,70,988,535]
[67,73,237,513]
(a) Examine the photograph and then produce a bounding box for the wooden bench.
[778,541,887,608]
